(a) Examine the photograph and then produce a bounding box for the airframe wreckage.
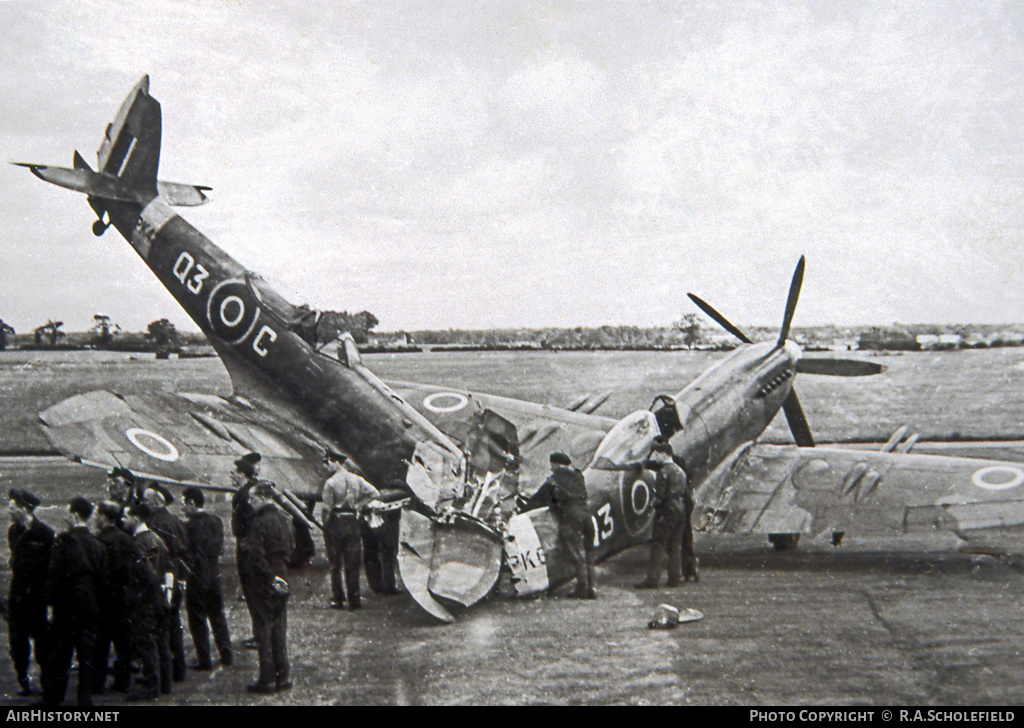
[18,77,1024,621]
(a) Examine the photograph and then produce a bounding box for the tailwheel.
[768,533,800,551]
[92,218,109,236]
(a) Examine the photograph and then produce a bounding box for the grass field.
[3,346,1024,453]
[3,348,1024,705]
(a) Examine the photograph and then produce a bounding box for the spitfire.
[18,77,1024,622]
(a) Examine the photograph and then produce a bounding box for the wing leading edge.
[697,443,1024,542]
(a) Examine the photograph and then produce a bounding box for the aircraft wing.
[385,379,618,491]
[38,389,330,498]
[697,443,1024,539]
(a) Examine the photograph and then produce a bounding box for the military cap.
[251,481,276,499]
[69,496,94,520]
[549,452,572,466]
[234,457,257,477]
[97,500,124,521]
[241,452,262,465]
[108,467,135,485]
[9,489,41,510]
[144,483,174,505]
[651,441,674,455]
[182,486,205,507]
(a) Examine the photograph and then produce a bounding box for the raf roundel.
[206,279,260,345]
[125,428,180,462]
[423,392,469,414]
[970,464,1024,492]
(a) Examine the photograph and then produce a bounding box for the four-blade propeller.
[687,256,882,447]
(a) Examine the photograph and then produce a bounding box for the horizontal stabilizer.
[157,180,211,206]
[13,163,209,206]
[796,358,883,377]
[14,163,142,202]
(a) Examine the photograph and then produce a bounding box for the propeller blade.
[782,389,815,447]
[777,256,805,347]
[687,294,753,344]
[795,358,884,377]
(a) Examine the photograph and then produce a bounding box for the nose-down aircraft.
[18,77,1024,621]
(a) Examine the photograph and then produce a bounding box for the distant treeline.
[5,316,1024,356]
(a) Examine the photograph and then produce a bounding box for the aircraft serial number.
[173,251,210,294]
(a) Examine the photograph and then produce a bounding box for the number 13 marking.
[592,503,613,547]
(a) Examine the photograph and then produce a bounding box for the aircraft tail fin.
[15,77,210,215]
[96,75,161,199]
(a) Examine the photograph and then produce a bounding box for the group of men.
[526,441,698,600]
[7,437,696,702]
[5,470,233,705]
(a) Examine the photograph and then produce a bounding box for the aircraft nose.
[784,339,802,364]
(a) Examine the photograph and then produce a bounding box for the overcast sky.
[1,1,1022,334]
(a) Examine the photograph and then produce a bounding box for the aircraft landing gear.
[768,533,800,551]
[92,218,109,236]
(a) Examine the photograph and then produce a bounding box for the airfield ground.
[0,349,1023,705]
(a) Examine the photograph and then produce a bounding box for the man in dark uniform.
[107,467,142,515]
[230,452,262,650]
[674,453,699,582]
[43,497,107,707]
[635,442,689,589]
[122,503,173,700]
[91,501,134,694]
[142,484,189,681]
[239,482,294,694]
[7,489,54,696]
[361,481,408,596]
[318,451,380,610]
[182,486,232,670]
[523,452,595,599]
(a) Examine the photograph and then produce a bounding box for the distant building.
[858,327,919,351]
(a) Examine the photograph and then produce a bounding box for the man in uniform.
[181,486,232,670]
[7,489,54,696]
[230,452,262,650]
[522,452,595,599]
[43,497,107,707]
[239,482,293,694]
[318,451,381,610]
[142,484,189,681]
[635,442,689,589]
[92,501,134,694]
[122,503,173,700]
[106,467,141,515]
[361,481,408,596]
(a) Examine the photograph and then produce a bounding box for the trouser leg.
[157,613,172,694]
[74,626,97,707]
[343,534,363,606]
[186,586,212,667]
[271,603,288,684]
[667,526,683,584]
[42,626,72,705]
[206,585,233,664]
[9,616,31,686]
[168,590,186,680]
[130,621,160,700]
[646,542,666,586]
[252,607,275,688]
[90,625,112,693]
[361,523,384,593]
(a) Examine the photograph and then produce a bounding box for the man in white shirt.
[318,450,381,610]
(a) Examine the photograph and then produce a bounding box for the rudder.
[96,75,161,199]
